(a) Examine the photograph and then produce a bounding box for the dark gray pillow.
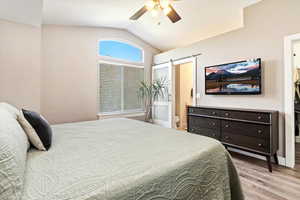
[22,109,52,150]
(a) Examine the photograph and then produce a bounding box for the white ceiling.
[43,0,261,51]
[0,0,42,27]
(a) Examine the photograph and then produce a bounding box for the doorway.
[174,62,194,130]
[293,40,300,168]
[152,57,197,128]
[284,33,300,168]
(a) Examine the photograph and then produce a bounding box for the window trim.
[97,60,145,116]
[99,110,145,116]
[98,39,145,64]
[97,112,145,120]
[98,60,144,68]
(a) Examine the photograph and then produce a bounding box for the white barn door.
[152,62,173,128]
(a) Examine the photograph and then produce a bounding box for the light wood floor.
[231,143,300,200]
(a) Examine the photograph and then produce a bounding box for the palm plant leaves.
[137,77,168,122]
[152,78,168,100]
[138,77,168,102]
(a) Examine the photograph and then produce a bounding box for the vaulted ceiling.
[43,0,261,51]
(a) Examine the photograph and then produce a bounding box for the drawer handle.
[212,133,216,137]
[225,136,230,140]
[258,143,263,147]
[258,130,263,134]
[257,116,262,120]
[225,113,230,116]
[212,111,216,115]
[211,122,216,126]
[225,124,230,128]
[191,128,195,132]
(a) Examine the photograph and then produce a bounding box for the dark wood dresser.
[187,106,279,172]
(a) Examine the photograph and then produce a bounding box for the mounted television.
[205,58,262,95]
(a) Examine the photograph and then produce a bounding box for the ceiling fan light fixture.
[163,6,172,15]
[151,9,159,17]
[160,0,170,9]
[146,0,155,10]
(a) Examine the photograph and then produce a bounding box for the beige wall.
[0,19,41,111]
[154,0,300,157]
[41,25,159,124]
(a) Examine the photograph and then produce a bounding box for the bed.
[21,118,243,200]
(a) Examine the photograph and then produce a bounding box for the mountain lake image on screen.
[205,59,261,95]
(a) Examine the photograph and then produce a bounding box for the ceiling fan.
[130,0,182,23]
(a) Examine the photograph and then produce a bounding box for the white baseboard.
[228,147,286,166]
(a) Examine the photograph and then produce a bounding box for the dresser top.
[188,105,278,114]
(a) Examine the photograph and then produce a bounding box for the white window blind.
[99,63,144,114]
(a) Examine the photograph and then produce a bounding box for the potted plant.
[138,78,168,122]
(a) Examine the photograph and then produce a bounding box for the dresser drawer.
[188,116,220,130]
[189,127,220,140]
[221,133,269,153]
[221,120,270,139]
[220,110,270,123]
[188,107,220,117]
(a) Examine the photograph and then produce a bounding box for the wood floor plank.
[240,177,288,200]
[231,144,300,200]
[234,160,300,186]
[239,170,300,194]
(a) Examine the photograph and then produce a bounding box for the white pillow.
[0,102,20,119]
[0,108,29,200]
[17,111,46,151]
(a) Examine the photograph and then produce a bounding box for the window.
[99,63,144,114]
[99,40,143,63]
[98,40,145,115]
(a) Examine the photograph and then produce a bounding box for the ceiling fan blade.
[167,5,182,23]
[130,6,148,20]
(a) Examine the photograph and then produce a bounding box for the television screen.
[205,58,261,95]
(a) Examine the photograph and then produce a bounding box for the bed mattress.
[22,118,243,200]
